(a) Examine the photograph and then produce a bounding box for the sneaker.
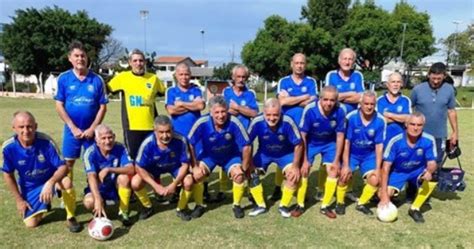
[408,209,425,223]
[320,207,337,219]
[346,191,359,202]
[119,212,133,227]
[248,206,267,217]
[335,204,346,215]
[191,205,206,218]
[176,210,192,221]
[355,204,373,215]
[278,206,291,218]
[290,205,305,218]
[139,207,153,220]
[232,205,245,219]
[315,192,324,201]
[270,186,282,201]
[67,217,81,233]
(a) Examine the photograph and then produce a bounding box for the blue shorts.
[253,152,294,173]
[150,166,181,180]
[349,153,376,178]
[388,167,425,193]
[307,142,336,165]
[84,183,119,201]
[201,156,241,176]
[23,185,53,221]
[62,125,94,160]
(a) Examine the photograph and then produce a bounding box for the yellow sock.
[192,182,204,206]
[232,182,245,206]
[336,185,348,204]
[318,165,328,191]
[358,184,378,205]
[62,188,76,219]
[411,181,437,210]
[296,177,308,207]
[219,168,229,192]
[135,188,152,208]
[321,177,337,208]
[177,189,192,211]
[118,186,132,214]
[250,183,266,208]
[275,167,283,187]
[280,185,296,208]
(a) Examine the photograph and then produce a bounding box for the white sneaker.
[278,206,291,218]
[249,206,267,217]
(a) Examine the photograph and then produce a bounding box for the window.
[158,66,167,71]
[168,66,175,71]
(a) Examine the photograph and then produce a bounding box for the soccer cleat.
[191,205,206,218]
[119,212,133,227]
[320,207,337,219]
[290,205,305,218]
[248,206,267,217]
[355,204,373,215]
[335,204,346,215]
[408,209,425,223]
[232,205,245,219]
[278,206,291,218]
[139,207,154,220]
[270,186,282,201]
[67,217,81,233]
[345,191,359,202]
[176,210,192,221]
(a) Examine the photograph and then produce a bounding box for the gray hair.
[208,95,228,110]
[175,62,191,73]
[407,112,426,124]
[94,124,114,137]
[231,64,249,77]
[338,48,356,61]
[264,98,281,111]
[291,53,306,63]
[388,72,403,82]
[154,115,173,129]
[319,85,339,99]
[360,90,377,103]
[12,111,36,126]
[128,48,145,60]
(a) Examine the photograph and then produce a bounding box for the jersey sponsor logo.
[313,122,320,127]
[400,152,409,157]
[350,83,355,90]
[25,168,50,178]
[301,86,307,93]
[330,120,336,128]
[146,83,152,89]
[368,129,375,137]
[130,95,143,107]
[240,100,246,106]
[397,106,403,112]
[417,148,423,156]
[225,133,232,140]
[87,85,94,93]
[263,135,270,140]
[189,95,195,101]
[209,136,216,142]
[37,153,45,163]
[354,128,361,134]
[18,160,26,166]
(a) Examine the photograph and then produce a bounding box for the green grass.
[0,97,473,248]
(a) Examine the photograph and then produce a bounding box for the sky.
[1,0,473,66]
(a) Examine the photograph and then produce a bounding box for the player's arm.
[83,104,107,139]
[278,90,310,106]
[384,112,409,124]
[166,163,190,196]
[375,143,384,178]
[40,165,68,204]
[338,92,361,104]
[3,172,31,217]
[300,131,311,176]
[332,132,345,167]
[99,163,134,183]
[241,144,252,171]
[87,172,106,217]
[136,166,166,196]
[421,160,438,182]
[378,160,392,207]
[230,101,258,118]
[447,108,458,148]
[55,101,83,138]
[289,140,303,182]
[166,103,188,115]
[340,139,352,183]
[180,98,206,112]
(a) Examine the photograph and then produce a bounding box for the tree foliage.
[213,62,239,80]
[301,0,350,34]
[442,24,474,65]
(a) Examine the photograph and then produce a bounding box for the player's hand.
[300,162,310,177]
[165,183,177,196]
[339,166,352,183]
[154,185,167,196]
[98,168,110,183]
[278,90,289,97]
[175,100,184,108]
[39,181,54,204]
[15,198,32,218]
[288,166,300,183]
[70,126,83,139]
[228,108,239,115]
[377,197,390,209]
[83,127,95,139]
[93,199,106,218]
[421,171,433,182]
[449,132,458,151]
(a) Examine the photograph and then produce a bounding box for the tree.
[442,24,474,65]
[301,0,350,34]
[0,6,112,89]
[213,62,239,80]
[95,37,126,70]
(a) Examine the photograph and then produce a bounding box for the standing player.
[2,111,79,232]
[296,86,345,218]
[247,98,302,218]
[339,91,386,216]
[131,115,195,221]
[82,125,134,226]
[188,96,252,219]
[379,113,438,223]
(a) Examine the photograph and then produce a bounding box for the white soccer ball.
[88,217,114,241]
[377,202,398,222]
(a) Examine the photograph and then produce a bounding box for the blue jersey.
[2,132,64,193]
[383,132,437,173]
[325,70,364,114]
[223,86,259,128]
[188,115,250,162]
[135,133,190,177]
[300,101,346,147]
[346,110,386,157]
[165,84,203,136]
[55,70,108,129]
[83,143,132,187]
[248,115,301,158]
[376,93,412,142]
[277,75,318,124]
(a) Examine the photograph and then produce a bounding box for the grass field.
[0,97,473,248]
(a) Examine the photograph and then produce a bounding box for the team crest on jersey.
[368,129,375,137]
[417,148,423,156]
[397,105,403,112]
[113,159,119,167]
[240,100,246,106]
[146,83,152,89]
[170,152,176,158]
[350,83,355,90]
[18,160,26,166]
[278,135,285,141]
[330,120,336,128]
[301,86,307,93]
[225,133,232,140]
[189,95,194,101]
[313,122,320,128]
[87,85,94,93]
[37,153,45,163]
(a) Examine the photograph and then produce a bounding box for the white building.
[154,56,212,87]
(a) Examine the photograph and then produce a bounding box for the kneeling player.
[83,125,135,226]
[379,112,437,223]
[131,115,194,221]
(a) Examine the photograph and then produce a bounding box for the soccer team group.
[2,41,458,233]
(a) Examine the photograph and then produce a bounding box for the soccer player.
[275,53,317,200]
[131,115,195,221]
[2,111,79,232]
[188,96,252,219]
[247,98,302,218]
[379,112,438,223]
[296,86,346,218]
[82,125,135,226]
[339,91,386,216]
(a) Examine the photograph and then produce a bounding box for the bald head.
[12,111,37,146]
[12,111,36,127]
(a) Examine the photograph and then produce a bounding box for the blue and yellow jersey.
[188,115,250,162]
[223,86,259,129]
[108,71,165,131]
[376,93,412,143]
[277,75,318,124]
[346,110,386,157]
[55,70,108,129]
[165,84,203,136]
[135,133,189,176]
[383,132,437,173]
[2,132,64,193]
[325,69,364,114]
[248,114,301,158]
[300,101,346,146]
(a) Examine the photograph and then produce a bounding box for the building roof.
[195,60,208,66]
[155,56,192,64]
[190,67,214,77]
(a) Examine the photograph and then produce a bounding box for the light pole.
[400,23,407,63]
[140,10,149,54]
[200,29,205,59]
[452,20,462,65]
